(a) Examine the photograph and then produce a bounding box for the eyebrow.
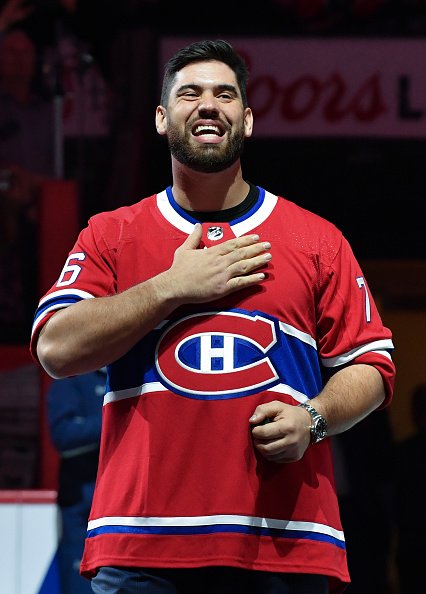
[175,83,239,96]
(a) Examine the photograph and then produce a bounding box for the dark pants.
[91,566,329,594]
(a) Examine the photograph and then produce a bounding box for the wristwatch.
[298,402,328,444]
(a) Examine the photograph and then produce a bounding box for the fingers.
[251,423,306,464]
[179,223,203,250]
[220,238,272,288]
[226,238,271,267]
[254,443,302,464]
[218,235,269,258]
[181,229,270,270]
[227,250,271,278]
[216,234,260,255]
[171,231,272,303]
[249,402,311,464]
[252,429,307,463]
[249,401,286,425]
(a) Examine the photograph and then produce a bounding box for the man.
[31,39,395,594]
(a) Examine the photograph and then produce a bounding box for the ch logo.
[207,226,223,240]
[155,311,279,399]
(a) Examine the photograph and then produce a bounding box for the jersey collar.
[156,186,278,237]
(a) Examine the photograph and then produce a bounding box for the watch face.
[312,417,328,443]
[298,402,327,444]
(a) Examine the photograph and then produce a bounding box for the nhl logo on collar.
[207,226,224,241]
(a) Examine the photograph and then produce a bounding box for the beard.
[167,119,246,173]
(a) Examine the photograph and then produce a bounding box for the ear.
[244,107,253,138]
[155,105,167,135]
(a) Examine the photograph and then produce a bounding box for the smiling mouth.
[193,124,223,137]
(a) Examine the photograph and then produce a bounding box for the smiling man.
[30,40,395,594]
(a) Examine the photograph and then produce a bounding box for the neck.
[171,158,249,212]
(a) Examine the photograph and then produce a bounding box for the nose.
[198,91,219,117]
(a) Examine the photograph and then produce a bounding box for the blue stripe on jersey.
[229,186,265,225]
[34,294,84,320]
[165,186,199,224]
[32,293,90,336]
[87,523,345,549]
[164,185,266,226]
[106,308,322,401]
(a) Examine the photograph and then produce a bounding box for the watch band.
[298,402,328,444]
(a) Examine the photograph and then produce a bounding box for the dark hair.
[160,39,249,108]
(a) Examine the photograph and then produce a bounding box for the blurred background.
[0,1,425,593]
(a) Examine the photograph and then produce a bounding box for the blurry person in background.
[0,0,34,38]
[0,27,54,175]
[395,382,426,594]
[47,368,105,594]
[0,24,54,343]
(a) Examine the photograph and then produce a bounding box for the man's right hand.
[160,223,272,304]
[36,225,272,378]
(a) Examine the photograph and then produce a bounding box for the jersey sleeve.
[316,233,395,405]
[30,214,118,362]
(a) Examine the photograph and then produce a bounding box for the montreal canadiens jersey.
[31,186,395,593]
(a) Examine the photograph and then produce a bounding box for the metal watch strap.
[298,402,328,444]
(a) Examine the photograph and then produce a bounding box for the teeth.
[194,125,219,135]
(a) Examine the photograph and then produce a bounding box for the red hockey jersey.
[31,187,395,593]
